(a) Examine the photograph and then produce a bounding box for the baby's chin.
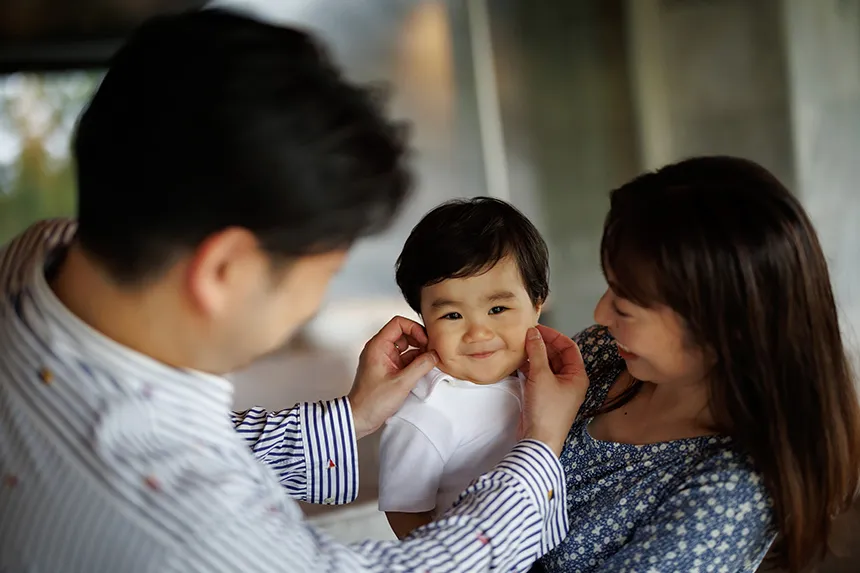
[437,357,524,385]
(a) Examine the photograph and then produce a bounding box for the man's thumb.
[397,351,438,388]
[525,327,549,372]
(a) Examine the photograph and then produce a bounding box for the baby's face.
[420,257,541,384]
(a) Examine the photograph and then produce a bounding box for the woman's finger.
[537,325,576,353]
[518,358,531,377]
[555,341,585,377]
[524,327,549,376]
[534,325,582,375]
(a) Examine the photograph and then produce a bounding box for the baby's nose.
[463,322,494,342]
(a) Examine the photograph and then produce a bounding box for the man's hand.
[349,316,438,440]
[520,325,589,457]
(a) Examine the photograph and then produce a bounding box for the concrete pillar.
[782,0,860,350]
[625,0,795,186]
[488,0,641,333]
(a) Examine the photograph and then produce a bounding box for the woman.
[535,156,860,573]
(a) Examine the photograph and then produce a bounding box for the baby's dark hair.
[395,197,549,314]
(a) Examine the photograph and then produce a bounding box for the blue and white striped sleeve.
[366,440,569,571]
[231,397,358,505]
[166,440,570,573]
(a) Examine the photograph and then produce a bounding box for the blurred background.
[1,0,858,570]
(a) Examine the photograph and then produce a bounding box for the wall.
[779,2,860,570]
[489,0,641,333]
[784,0,860,352]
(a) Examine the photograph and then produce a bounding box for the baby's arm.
[378,416,449,539]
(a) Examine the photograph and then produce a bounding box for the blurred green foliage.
[0,71,102,244]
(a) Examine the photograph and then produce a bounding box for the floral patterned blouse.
[534,325,776,573]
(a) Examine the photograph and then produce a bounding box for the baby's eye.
[488,306,509,315]
[442,312,462,320]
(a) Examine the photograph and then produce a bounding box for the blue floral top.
[535,325,776,573]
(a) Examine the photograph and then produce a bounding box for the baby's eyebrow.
[429,291,516,309]
[485,291,516,302]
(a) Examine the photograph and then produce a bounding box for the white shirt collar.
[411,367,525,403]
[22,234,235,417]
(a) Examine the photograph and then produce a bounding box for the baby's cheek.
[509,346,527,365]
[425,331,453,360]
[431,345,457,365]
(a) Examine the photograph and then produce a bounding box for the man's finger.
[371,317,427,363]
[403,333,428,351]
[379,316,421,340]
[396,351,438,389]
[394,316,428,346]
[398,348,422,368]
[393,334,410,354]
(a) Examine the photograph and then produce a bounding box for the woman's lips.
[615,340,637,359]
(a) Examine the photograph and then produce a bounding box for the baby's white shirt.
[377,367,524,517]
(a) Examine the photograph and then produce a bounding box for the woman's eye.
[489,306,509,315]
[442,312,462,320]
[612,301,630,318]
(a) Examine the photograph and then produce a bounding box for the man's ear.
[184,227,261,317]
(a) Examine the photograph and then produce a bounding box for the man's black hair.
[73,8,411,283]
[395,197,549,314]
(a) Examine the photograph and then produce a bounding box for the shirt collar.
[411,367,525,402]
[22,229,235,416]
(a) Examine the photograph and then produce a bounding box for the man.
[0,9,587,572]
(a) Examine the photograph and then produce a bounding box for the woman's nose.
[594,290,613,327]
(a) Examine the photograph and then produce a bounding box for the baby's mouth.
[467,350,498,359]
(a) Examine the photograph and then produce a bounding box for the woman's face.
[593,283,710,387]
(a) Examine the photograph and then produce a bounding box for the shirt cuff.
[299,397,360,505]
[494,440,568,554]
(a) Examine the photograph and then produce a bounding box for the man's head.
[395,198,549,384]
[68,9,411,372]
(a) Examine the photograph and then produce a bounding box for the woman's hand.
[348,316,438,439]
[520,325,589,456]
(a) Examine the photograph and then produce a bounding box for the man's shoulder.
[0,218,77,294]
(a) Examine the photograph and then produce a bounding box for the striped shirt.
[0,219,569,573]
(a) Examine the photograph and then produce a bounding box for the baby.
[377,196,550,539]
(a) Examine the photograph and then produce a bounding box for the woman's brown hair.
[600,156,860,572]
